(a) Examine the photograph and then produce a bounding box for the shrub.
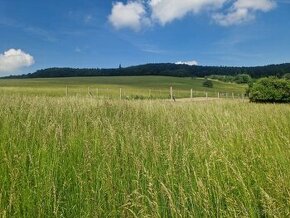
[234,74,252,84]
[249,77,290,103]
[207,75,235,83]
[203,79,213,88]
[283,73,290,80]
[207,74,252,84]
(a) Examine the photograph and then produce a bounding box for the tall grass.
[0,95,289,217]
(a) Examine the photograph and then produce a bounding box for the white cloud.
[175,60,198,66]
[108,1,149,31]
[149,0,227,25]
[213,0,276,26]
[0,49,35,73]
[108,0,277,30]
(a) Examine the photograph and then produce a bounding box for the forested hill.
[5,63,290,79]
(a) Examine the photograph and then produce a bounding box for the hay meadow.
[0,87,289,217]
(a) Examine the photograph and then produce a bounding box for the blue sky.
[0,0,290,76]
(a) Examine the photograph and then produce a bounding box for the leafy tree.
[203,79,213,88]
[249,77,290,103]
[234,74,252,84]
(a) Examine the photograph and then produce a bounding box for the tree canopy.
[3,63,290,79]
[249,77,290,103]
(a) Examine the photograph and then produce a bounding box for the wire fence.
[0,86,247,100]
[64,86,247,100]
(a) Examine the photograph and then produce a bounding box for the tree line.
[4,63,290,79]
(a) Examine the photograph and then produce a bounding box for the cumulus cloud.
[175,60,198,66]
[0,49,34,73]
[108,1,149,31]
[149,0,227,25]
[213,0,276,26]
[108,0,277,30]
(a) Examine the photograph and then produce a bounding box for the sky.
[0,0,290,76]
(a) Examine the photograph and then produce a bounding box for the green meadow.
[0,77,289,217]
[0,76,246,98]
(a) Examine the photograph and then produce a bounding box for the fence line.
[64,86,247,100]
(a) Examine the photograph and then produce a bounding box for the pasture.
[0,77,289,217]
[0,76,246,98]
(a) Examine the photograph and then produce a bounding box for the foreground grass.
[0,95,289,217]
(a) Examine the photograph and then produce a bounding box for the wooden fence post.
[170,87,173,100]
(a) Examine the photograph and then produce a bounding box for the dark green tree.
[203,79,213,88]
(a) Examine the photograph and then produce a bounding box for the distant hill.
[4,63,290,79]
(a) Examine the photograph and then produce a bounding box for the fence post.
[170,86,173,100]
[149,89,151,98]
[120,88,122,100]
[191,89,193,99]
[66,86,68,97]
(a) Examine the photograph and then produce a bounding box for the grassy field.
[0,76,246,98]
[0,94,289,217]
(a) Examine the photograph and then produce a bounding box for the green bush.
[283,73,290,80]
[203,79,213,88]
[207,75,235,83]
[234,74,252,84]
[207,74,252,84]
[249,77,290,103]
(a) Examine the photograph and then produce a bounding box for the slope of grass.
[0,95,289,217]
[0,76,246,98]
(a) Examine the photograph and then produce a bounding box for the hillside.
[0,76,246,98]
[4,63,290,79]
